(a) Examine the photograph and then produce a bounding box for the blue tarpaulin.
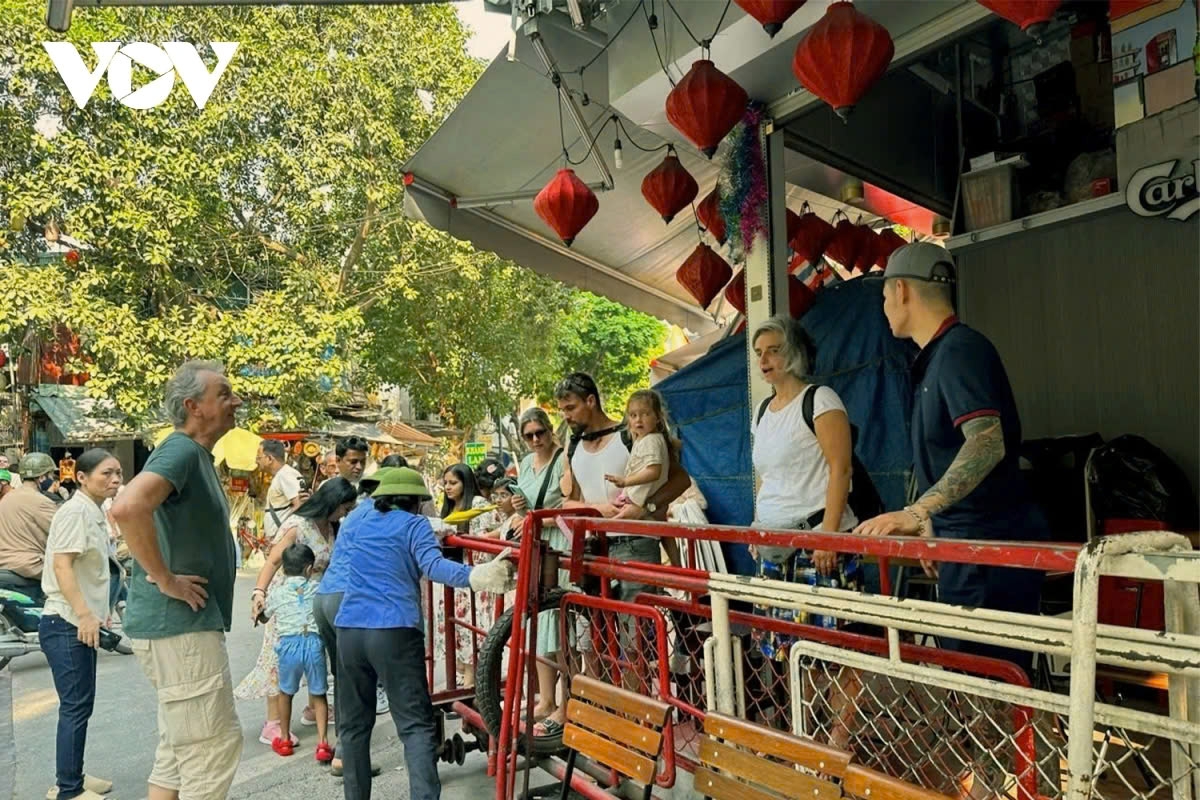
[656,278,915,575]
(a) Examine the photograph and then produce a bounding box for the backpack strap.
[801,384,817,434]
[755,393,775,427]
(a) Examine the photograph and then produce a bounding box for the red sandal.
[272,737,295,757]
[315,742,335,763]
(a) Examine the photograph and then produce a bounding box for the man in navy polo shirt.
[856,242,1047,673]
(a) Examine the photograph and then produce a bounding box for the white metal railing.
[703,531,1200,800]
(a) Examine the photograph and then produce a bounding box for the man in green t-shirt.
[111,360,243,800]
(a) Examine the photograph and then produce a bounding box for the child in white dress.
[604,389,675,520]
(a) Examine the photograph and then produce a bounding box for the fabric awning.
[402,19,721,333]
[326,419,437,447]
[32,384,139,443]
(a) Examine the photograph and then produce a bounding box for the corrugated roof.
[378,420,439,447]
[325,419,439,447]
[32,384,138,443]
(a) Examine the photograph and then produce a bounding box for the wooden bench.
[696,712,956,800]
[557,674,671,800]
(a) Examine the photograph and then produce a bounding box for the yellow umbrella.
[152,425,262,471]
[211,428,263,471]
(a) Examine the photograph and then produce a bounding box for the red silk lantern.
[977,0,1061,38]
[534,168,598,247]
[873,229,906,270]
[824,218,862,268]
[854,226,881,273]
[789,276,817,319]
[788,210,835,269]
[735,0,807,37]
[697,188,727,245]
[666,60,749,158]
[641,153,699,224]
[792,2,894,121]
[676,243,733,308]
[64,249,79,265]
[725,270,746,315]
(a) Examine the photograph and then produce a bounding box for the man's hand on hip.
[147,573,209,611]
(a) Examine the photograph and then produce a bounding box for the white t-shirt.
[752,385,858,532]
[264,464,302,541]
[570,432,629,508]
[623,433,669,507]
[42,491,112,625]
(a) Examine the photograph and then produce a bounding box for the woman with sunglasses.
[511,407,567,725]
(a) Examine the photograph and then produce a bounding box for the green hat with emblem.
[18,452,55,480]
[371,467,431,500]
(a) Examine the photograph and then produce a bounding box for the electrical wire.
[664,0,704,48]
[644,1,679,87]
[575,0,645,77]
[664,0,732,56]
[556,91,616,167]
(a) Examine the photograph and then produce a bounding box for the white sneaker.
[46,787,110,800]
[47,776,113,799]
[376,685,389,715]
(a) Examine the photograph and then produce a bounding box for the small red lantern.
[666,60,749,158]
[788,209,835,270]
[641,152,699,224]
[977,0,1061,39]
[789,276,817,319]
[792,2,894,121]
[824,218,862,268]
[735,0,808,38]
[534,168,599,247]
[676,243,733,308]
[697,188,727,245]
[854,226,881,273]
[64,249,79,265]
[873,229,906,270]
[725,269,746,315]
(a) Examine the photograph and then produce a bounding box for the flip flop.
[532,718,564,738]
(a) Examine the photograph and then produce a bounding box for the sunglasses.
[522,429,548,441]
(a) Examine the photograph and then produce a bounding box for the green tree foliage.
[539,293,667,415]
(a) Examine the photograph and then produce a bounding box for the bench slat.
[571,674,670,727]
[699,738,842,800]
[704,712,853,777]
[694,766,787,800]
[563,724,656,784]
[843,764,957,800]
[566,698,663,757]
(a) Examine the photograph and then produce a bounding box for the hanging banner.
[464,441,487,468]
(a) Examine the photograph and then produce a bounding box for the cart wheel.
[475,587,568,757]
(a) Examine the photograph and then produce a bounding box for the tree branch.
[338,197,376,293]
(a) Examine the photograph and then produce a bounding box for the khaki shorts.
[132,631,243,799]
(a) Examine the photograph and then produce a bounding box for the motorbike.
[0,566,134,671]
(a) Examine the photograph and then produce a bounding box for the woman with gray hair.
[510,406,567,726]
[750,314,862,745]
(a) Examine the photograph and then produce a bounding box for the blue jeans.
[38,615,97,800]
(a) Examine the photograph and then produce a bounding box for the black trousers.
[313,592,343,736]
[337,626,440,800]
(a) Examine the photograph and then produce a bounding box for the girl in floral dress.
[237,477,358,746]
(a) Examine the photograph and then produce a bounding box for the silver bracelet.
[902,506,927,535]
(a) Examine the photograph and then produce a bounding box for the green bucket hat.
[371,467,431,500]
[19,452,55,480]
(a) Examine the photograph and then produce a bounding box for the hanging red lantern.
[641,151,699,224]
[977,0,1061,39]
[697,188,727,245]
[824,217,862,268]
[788,208,835,270]
[873,228,906,270]
[666,60,749,159]
[725,269,746,315]
[735,0,808,38]
[789,276,817,319]
[64,249,79,265]
[676,243,733,308]
[534,168,599,247]
[854,226,880,273]
[792,2,895,121]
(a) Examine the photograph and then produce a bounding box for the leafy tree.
[0,1,485,427]
[539,293,668,415]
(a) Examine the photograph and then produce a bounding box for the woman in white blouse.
[39,448,123,800]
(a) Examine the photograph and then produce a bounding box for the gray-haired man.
[110,361,244,800]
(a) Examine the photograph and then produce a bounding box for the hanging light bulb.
[614,136,623,170]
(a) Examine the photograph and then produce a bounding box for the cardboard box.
[1076,61,1116,128]
[1144,60,1196,116]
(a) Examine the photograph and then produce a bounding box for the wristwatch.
[646,501,658,515]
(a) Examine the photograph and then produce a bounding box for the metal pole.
[526,30,615,191]
[710,592,735,715]
[1065,544,1102,800]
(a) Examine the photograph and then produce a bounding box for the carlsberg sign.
[43,42,238,110]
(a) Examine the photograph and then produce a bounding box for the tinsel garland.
[716,102,768,262]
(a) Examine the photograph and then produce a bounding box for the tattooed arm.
[854,415,1005,537]
[911,415,1005,519]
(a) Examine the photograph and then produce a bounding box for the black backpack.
[566,425,634,463]
[755,387,884,522]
